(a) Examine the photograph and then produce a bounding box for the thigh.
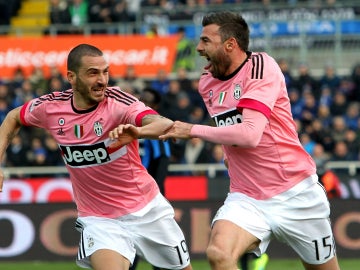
[212,193,272,256]
[91,249,130,270]
[75,217,136,269]
[209,219,260,260]
[272,183,336,265]
[131,197,191,269]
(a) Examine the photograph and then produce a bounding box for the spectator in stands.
[277,58,294,89]
[176,91,193,122]
[300,91,318,127]
[344,102,360,131]
[89,0,123,33]
[8,67,26,92]
[188,106,206,125]
[48,76,66,92]
[117,65,146,93]
[338,76,354,97]
[30,147,48,167]
[11,79,37,108]
[293,62,319,98]
[318,85,333,107]
[47,66,68,89]
[330,116,348,143]
[68,0,89,33]
[5,134,30,177]
[343,129,360,161]
[183,137,212,175]
[125,0,141,22]
[307,119,333,152]
[187,78,207,112]
[299,132,316,155]
[150,68,170,95]
[110,0,131,24]
[312,143,330,174]
[319,64,341,92]
[288,88,303,120]
[29,67,48,96]
[317,104,332,129]
[330,91,348,116]
[350,63,360,102]
[173,26,196,72]
[160,80,191,121]
[0,99,10,124]
[208,144,228,178]
[0,0,11,33]
[47,0,71,35]
[142,0,160,8]
[331,141,353,162]
[44,134,64,166]
[0,81,12,109]
[176,67,193,91]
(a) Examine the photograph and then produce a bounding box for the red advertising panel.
[0,35,179,79]
[0,176,207,204]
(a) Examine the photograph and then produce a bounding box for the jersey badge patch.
[233,84,241,100]
[219,92,227,105]
[74,124,84,139]
[94,121,103,137]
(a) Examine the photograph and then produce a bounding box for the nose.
[98,72,108,84]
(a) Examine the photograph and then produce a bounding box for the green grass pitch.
[0,259,359,270]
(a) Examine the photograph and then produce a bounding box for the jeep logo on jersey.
[94,121,103,137]
[60,142,110,167]
[213,109,243,127]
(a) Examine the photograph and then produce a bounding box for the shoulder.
[105,86,138,106]
[247,52,281,79]
[30,90,73,108]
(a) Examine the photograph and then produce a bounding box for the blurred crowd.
[1,58,360,179]
[0,0,359,179]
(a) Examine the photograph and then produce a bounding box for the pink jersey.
[198,52,316,199]
[20,87,160,218]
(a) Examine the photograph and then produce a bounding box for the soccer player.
[158,11,340,270]
[0,44,192,270]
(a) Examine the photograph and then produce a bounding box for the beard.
[210,50,232,79]
[74,77,104,107]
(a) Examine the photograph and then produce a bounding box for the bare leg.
[206,220,260,270]
[302,256,340,270]
[90,249,130,270]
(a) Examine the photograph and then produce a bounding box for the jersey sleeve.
[237,53,284,119]
[20,98,48,129]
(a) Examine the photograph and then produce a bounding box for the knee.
[206,244,232,267]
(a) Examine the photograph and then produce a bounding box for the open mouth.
[92,87,105,95]
[203,56,212,70]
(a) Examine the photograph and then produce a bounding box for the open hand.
[109,124,139,148]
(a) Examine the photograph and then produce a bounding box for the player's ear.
[225,38,235,51]
[67,71,75,83]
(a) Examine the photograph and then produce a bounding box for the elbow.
[238,133,261,148]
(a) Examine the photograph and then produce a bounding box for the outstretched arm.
[159,108,268,147]
[109,114,173,146]
[0,107,23,192]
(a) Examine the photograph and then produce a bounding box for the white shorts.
[212,175,336,265]
[75,193,191,269]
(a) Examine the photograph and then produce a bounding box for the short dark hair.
[67,44,103,73]
[202,11,249,51]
